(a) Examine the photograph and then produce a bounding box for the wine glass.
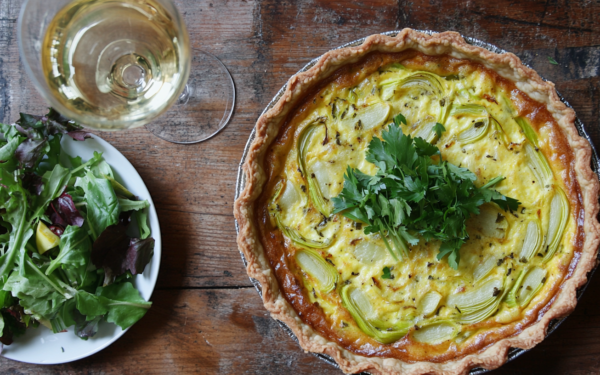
[18,0,235,144]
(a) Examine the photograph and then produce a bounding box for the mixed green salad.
[0,109,154,350]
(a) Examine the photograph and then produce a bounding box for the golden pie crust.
[234,29,600,374]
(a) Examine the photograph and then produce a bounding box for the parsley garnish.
[548,56,559,65]
[382,266,393,279]
[433,122,446,138]
[332,116,520,269]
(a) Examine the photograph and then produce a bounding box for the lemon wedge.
[36,221,60,254]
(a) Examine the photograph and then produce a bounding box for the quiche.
[234,29,600,374]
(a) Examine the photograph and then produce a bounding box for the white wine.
[41,0,190,129]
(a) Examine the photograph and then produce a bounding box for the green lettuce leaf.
[76,282,151,330]
[46,225,92,276]
[118,198,149,212]
[78,171,120,239]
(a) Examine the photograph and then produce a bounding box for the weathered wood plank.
[396,0,600,51]
[0,0,599,373]
[2,281,600,374]
[0,289,342,375]
[153,208,251,288]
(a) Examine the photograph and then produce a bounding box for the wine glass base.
[145,49,235,144]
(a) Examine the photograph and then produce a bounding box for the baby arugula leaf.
[117,198,149,212]
[100,282,152,329]
[31,164,71,222]
[46,225,92,276]
[332,117,520,269]
[76,282,151,330]
[77,171,120,240]
[0,137,23,163]
[133,209,151,240]
[0,169,32,280]
[3,256,74,322]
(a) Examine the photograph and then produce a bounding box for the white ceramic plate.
[1,134,162,364]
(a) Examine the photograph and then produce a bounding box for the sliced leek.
[500,94,515,116]
[447,278,502,315]
[295,249,338,293]
[450,104,490,145]
[341,285,412,344]
[457,89,481,101]
[473,255,497,283]
[517,266,547,306]
[380,71,445,101]
[298,121,331,216]
[271,181,332,249]
[472,204,509,240]
[450,104,488,117]
[275,215,332,249]
[278,180,302,211]
[413,119,437,143]
[525,143,553,186]
[379,71,449,131]
[518,220,543,262]
[417,291,442,318]
[505,266,546,307]
[457,118,489,144]
[448,277,508,324]
[515,117,539,147]
[504,268,526,308]
[331,97,350,120]
[339,101,390,131]
[517,117,553,185]
[543,188,569,263]
[457,299,499,325]
[491,117,510,146]
[459,276,511,325]
[353,240,389,264]
[412,320,460,344]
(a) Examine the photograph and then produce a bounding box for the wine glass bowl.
[18,0,235,143]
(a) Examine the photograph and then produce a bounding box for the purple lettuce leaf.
[14,124,39,140]
[124,238,155,275]
[47,192,84,227]
[15,138,47,169]
[66,131,92,141]
[72,309,101,340]
[20,172,44,196]
[0,309,26,346]
[48,225,64,237]
[91,213,154,284]
[91,214,131,284]
[16,113,43,128]
[16,109,87,138]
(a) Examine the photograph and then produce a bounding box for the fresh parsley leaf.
[414,137,438,157]
[393,113,407,126]
[433,122,446,138]
[548,56,558,65]
[382,266,393,279]
[333,115,521,269]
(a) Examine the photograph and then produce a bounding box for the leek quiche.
[234,30,600,375]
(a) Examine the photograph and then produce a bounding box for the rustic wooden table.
[1,0,599,374]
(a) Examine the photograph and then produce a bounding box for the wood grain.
[0,0,599,373]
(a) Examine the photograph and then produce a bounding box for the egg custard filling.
[254,50,584,362]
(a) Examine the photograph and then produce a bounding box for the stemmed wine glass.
[18,0,235,144]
